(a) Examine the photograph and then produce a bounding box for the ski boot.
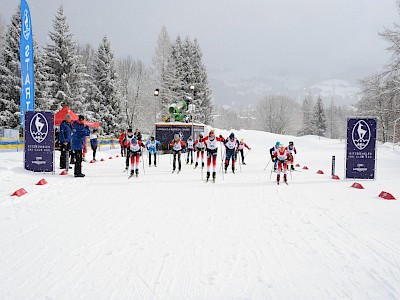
[206,171,210,182]
[194,162,198,169]
[291,165,295,171]
[129,169,135,178]
[224,164,228,174]
[135,168,139,177]
[212,172,216,183]
[284,174,287,184]
[232,166,235,174]
[202,162,204,169]
[277,174,280,185]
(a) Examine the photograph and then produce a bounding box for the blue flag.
[20,0,34,128]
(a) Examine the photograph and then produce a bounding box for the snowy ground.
[1,130,400,300]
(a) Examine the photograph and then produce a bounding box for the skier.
[194,133,205,169]
[146,136,160,167]
[124,129,134,171]
[286,141,297,170]
[237,138,251,164]
[269,141,280,171]
[89,128,99,161]
[273,143,291,185]
[220,132,238,174]
[119,129,127,157]
[126,136,145,177]
[134,128,142,141]
[203,129,223,182]
[186,136,194,164]
[169,134,186,173]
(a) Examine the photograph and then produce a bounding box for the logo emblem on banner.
[352,120,371,150]
[29,113,48,143]
[22,9,31,40]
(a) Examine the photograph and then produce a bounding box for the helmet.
[151,136,155,140]
[209,129,214,135]
[289,141,294,146]
[279,143,285,149]
[132,138,137,144]
[174,134,179,140]
[229,132,235,139]
[275,141,280,147]
[241,138,244,141]
[199,133,203,138]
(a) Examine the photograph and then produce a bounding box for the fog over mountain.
[1,0,398,106]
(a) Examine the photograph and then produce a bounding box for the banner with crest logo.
[20,0,35,128]
[345,118,377,179]
[24,111,54,172]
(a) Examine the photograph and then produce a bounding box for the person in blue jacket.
[146,136,161,167]
[71,115,90,177]
[59,114,72,169]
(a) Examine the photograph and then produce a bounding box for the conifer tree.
[0,8,21,127]
[311,96,327,136]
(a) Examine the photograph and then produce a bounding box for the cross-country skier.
[237,138,251,164]
[169,134,186,173]
[124,129,134,171]
[194,133,205,169]
[273,143,291,185]
[269,141,280,171]
[186,136,194,164]
[203,129,223,182]
[146,136,160,167]
[126,136,145,177]
[220,132,238,174]
[286,141,297,170]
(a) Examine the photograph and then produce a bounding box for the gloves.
[219,134,223,139]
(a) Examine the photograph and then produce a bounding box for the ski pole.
[243,148,251,161]
[142,150,146,174]
[220,144,225,180]
[264,157,272,171]
[238,151,241,173]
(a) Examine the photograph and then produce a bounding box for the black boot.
[291,165,295,171]
[135,168,139,177]
[232,166,235,174]
[202,162,204,169]
[212,172,216,181]
[284,174,287,183]
[206,171,210,181]
[195,162,198,168]
[277,174,280,184]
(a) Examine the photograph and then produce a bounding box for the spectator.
[71,115,90,177]
[134,128,142,141]
[59,114,72,169]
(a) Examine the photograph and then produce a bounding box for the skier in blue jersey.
[146,136,161,167]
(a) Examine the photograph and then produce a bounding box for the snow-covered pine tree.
[44,5,87,113]
[0,8,21,127]
[298,92,315,136]
[326,98,339,139]
[186,38,213,125]
[161,43,180,119]
[34,39,50,111]
[0,15,6,51]
[92,36,119,135]
[311,96,327,137]
[152,26,172,119]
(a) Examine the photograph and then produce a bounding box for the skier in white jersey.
[221,132,238,173]
[194,133,205,169]
[203,129,223,182]
[273,143,291,185]
[186,136,194,164]
[169,134,186,173]
[126,137,145,178]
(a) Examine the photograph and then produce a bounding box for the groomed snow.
[1,130,400,299]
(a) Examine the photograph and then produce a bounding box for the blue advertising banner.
[24,111,54,172]
[345,118,377,179]
[20,0,35,128]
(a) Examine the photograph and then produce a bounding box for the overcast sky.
[1,0,399,81]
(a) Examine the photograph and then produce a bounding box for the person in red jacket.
[194,133,205,169]
[273,143,291,184]
[237,138,251,165]
[203,129,223,181]
[119,130,127,157]
[125,136,145,177]
[169,134,186,173]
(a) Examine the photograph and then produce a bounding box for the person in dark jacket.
[59,114,72,169]
[134,128,142,141]
[71,115,90,177]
